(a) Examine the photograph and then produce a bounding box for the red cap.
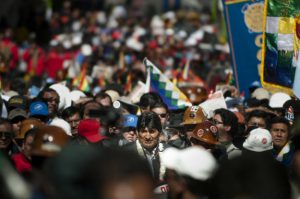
[78,119,107,143]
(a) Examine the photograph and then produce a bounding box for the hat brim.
[84,133,104,143]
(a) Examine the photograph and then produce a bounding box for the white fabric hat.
[50,118,71,136]
[50,83,72,110]
[160,147,180,170]
[70,90,86,103]
[161,147,218,181]
[251,88,270,100]
[81,44,92,56]
[243,128,273,152]
[105,90,120,102]
[269,92,291,108]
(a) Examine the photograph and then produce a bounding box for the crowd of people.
[0,1,300,199]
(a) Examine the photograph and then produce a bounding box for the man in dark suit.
[123,111,166,186]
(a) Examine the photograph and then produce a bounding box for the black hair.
[137,112,162,133]
[150,101,168,112]
[80,100,102,118]
[139,92,163,108]
[94,92,112,105]
[214,108,238,138]
[62,106,81,120]
[37,87,59,101]
[270,116,290,127]
[270,116,290,134]
[24,128,37,140]
[245,110,273,129]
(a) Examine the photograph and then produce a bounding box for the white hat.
[160,147,180,170]
[50,118,72,136]
[81,44,92,56]
[105,90,120,102]
[161,147,218,181]
[251,88,270,100]
[70,90,86,103]
[243,128,273,152]
[50,83,72,110]
[269,92,291,108]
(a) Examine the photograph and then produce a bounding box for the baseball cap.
[8,95,28,110]
[269,92,291,108]
[29,101,49,116]
[161,146,218,181]
[105,90,120,102]
[78,119,107,143]
[251,88,270,100]
[8,108,27,121]
[123,114,138,128]
[243,128,273,152]
[50,118,72,136]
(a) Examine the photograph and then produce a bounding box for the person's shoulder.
[122,141,137,151]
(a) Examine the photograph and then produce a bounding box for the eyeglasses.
[157,113,167,118]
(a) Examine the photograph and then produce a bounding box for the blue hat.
[123,114,138,128]
[29,101,49,116]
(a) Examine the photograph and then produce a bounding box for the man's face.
[66,113,81,135]
[42,91,59,116]
[0,123,13,149]
[11,117,25,135]
[138,128,160,151]
[96,96,112,107]
[23,134,34,159]
[123,128,137,142]
[212,114,225,134]
[151,107,168,126]
[247,117,267,129]
[271,123,289,149]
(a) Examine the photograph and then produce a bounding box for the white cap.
[243,128,273,152]
[50,118,72,136]
[126,38,144,51]
[50,83,72,110]
[160,147,180,170]
[105,90,120,102]
[161,147,218,181]
[251,88,270,100]
[269,92,291,108]
[70,90,86,103]
[81,44,92,56]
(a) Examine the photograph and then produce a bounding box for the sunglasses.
[157,113,167,118]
